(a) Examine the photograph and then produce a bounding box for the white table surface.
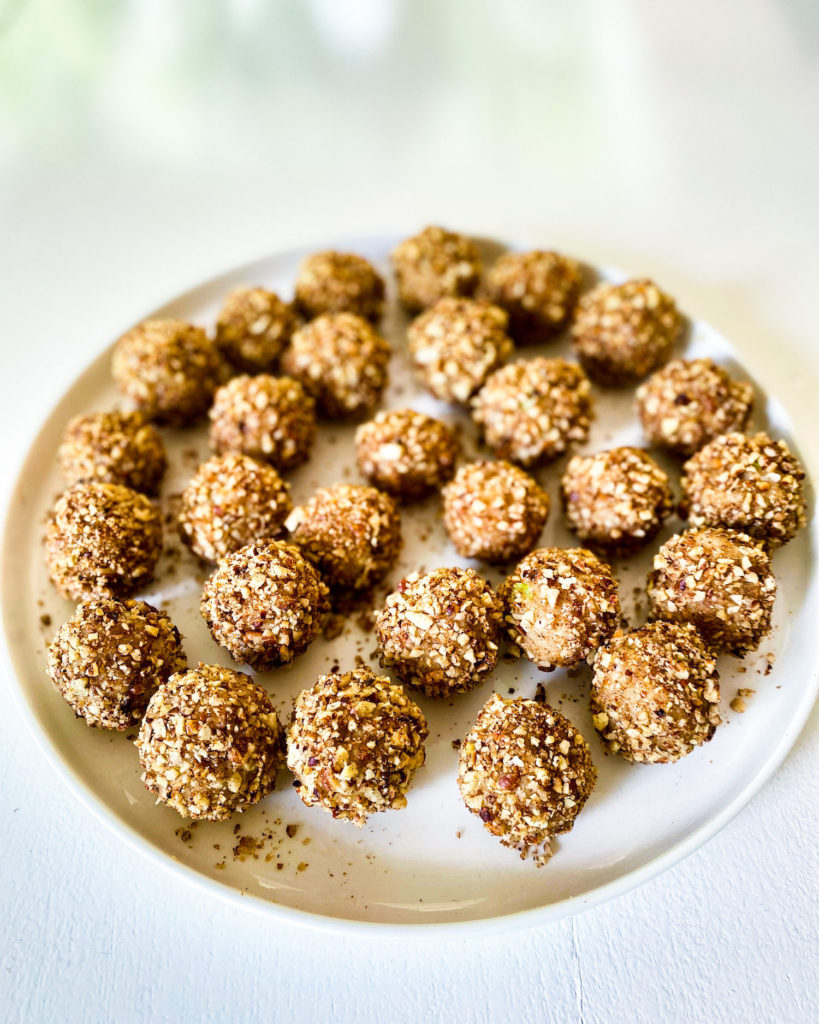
[1,2,817,1021]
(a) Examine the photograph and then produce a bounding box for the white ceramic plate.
[3,237,817,936]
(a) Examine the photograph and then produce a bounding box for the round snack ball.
[408,297,513,404]
[209,374,317,471]
[137,664,285,821]
[561,446,674,551]
[178,453,292,564]
[354,408,458,502]
[647,527,776,655]
[215,286,296,373]
[287,667,428,825]
[391,225,482,312]
[112,319,223,426]
[484,249,582,343]
[280,313,390,420]
[498,548,620,670]
[45,483,162,602]
[287,483,401,590]
[46,599,186,730]
[636,358,754,457]
[590,621,720,764]
[458,694,597,864]
[571,278,683,385]
[294,250,385,323]
[58,410,167,495]
[443,461,550,564]
[472,357,593,467]
[375,567,503,697]
[201,539,328,670]
[681,431,806,548]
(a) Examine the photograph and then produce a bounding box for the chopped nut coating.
[636,358,753,457]
[499,548,620,669]
[281,312,390,420]
[209,373,316,471]
[392,226,482,312]
[443,460,550,564]
[458,694,597,864]
[287,483,401,590]
[408,297,513,404]
[215,286,296,373]
[571,279,683,385]
[472,357,593,467]
[137,664,285,821]
[47,599,186,730]
[45,482,162,601]
[294,250,385,323]
[355,408,458,502]
[112,319,222,426]
[376,567,503,696]
[647,527,776,654]
[178,453,292,564]
[287,668,428,825]
[201,540,328,669]
[484,249,582,343]
[58,410,167,495]
[590,621,720,764]
[680,431,806,547]
[561,446,674,551]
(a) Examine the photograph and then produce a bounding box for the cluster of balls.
[40,225,808,863]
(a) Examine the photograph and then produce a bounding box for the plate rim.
[3,235,818,937]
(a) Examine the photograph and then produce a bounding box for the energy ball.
[484,249,582,343]
[561,447,674,551]
[681,431,807,548]
[498,548,620,670]
[137,664,285,821]
[280,312,390,420]
[408,297,513,404]
[458,694,597,864]
[590,621,720,764]
[571,278,683,385]
[201,539,328,670]
[443,460,550,564]
[209,373,316,471]
[472,357,593,467]
[391,225,482,312]
[45,483,162,602]
[57,410,167,495]
[178,453,292,564]
[287,483,401,590]
[46,599,186,730]
[354,408,458,502]
[287,667,428,825]
[647,527,776,655]
[636,358,754,457]
[294,250,385,323]
[375,567,503,697]
[112,319,223,426]
[215,286,296,373]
